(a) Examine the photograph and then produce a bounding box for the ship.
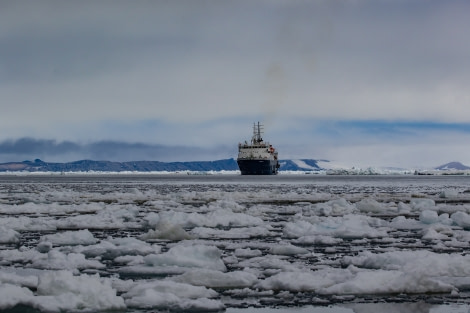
[237,122,280,175]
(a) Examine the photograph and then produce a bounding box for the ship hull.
[237,159,278,175]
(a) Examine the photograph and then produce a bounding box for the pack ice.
[1,174,470,312]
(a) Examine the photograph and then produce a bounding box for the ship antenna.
[251,121,264,144]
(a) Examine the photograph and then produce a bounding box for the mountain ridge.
[0,159,468,173]
[0,158,323,172]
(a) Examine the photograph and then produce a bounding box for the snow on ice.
[1,174,470,312]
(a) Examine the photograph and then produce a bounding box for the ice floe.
[1,174,470,312]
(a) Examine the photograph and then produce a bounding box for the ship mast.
[252,122,264,144]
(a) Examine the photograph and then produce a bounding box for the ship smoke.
[261,62,287,131]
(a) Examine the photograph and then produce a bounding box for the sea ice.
[0,226,20,244]
[171,268,258,288]
[0,270,39,289]
[284,214,387,239]
[2,175,470,312]
[30,249,105,271]
[410,198,436,211]
[144,244,227,271]
[439,189,459,198]
[39,229,98,246]
[140,221,192,240]
[78,236,161,259]
[0,271,125,312]
[256,268,354,292]
[419,209,439,224]
[122,280,223,311]
[35,271,125,312]
[451,211,470,229]
[0,284,35,310]
[356,198,385,213]
[319,267,454,295]
[234,248,263,258]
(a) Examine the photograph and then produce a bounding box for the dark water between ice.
[227,302,470,313]
[4,172,470,191]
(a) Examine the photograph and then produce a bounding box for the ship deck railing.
[239,144,269,149]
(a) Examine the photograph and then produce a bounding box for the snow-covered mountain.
[278,159,323,171]
[435,161,470,171]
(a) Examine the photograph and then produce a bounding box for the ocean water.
[1,174,470,312]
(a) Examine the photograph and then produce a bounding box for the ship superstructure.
[237,122,280,175]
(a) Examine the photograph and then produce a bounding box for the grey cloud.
[0,138,235,163]
[0,29,182,83]
[0,2,197,83]
[0,138,80,155]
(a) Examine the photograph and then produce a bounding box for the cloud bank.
[0,138,234,163]
[1,1,470,168]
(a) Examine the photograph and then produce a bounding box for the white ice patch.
[410,198,436,211]
[0,270,39,289]
[40,229,98,246]
[451,211,470,229]
[158,208,263,228]
[76,236,161,261]
[57,205,140,229]
[140,221,192,241]
[356,198,386,214]
[257,268,353,292]
[439,189,459,198]
[310,198,355,216]
[389,216,422,230]
[234,248,263,258]
[30,250,105,271]
[284,215,387,239]
[35,271,125,312]
[397,202,412,214]
[171,268,258,288]
[342,250,470,277]
[122,280,223,311]
[422,227,450,241]
[319,267,454,295]
[257,265,455,295]
[0,271,125,312]
[0,284,35,310]
[340,250,470,292]
[238,255,304,272]
[419,210,439,224]
[144,244,227,272]
[0,226,20,244]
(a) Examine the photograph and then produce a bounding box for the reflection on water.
[226,302,470,313]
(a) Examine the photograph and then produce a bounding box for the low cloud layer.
[0,138,234,163]
[3,117,470,169]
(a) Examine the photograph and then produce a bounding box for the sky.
[1,0,470,169]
